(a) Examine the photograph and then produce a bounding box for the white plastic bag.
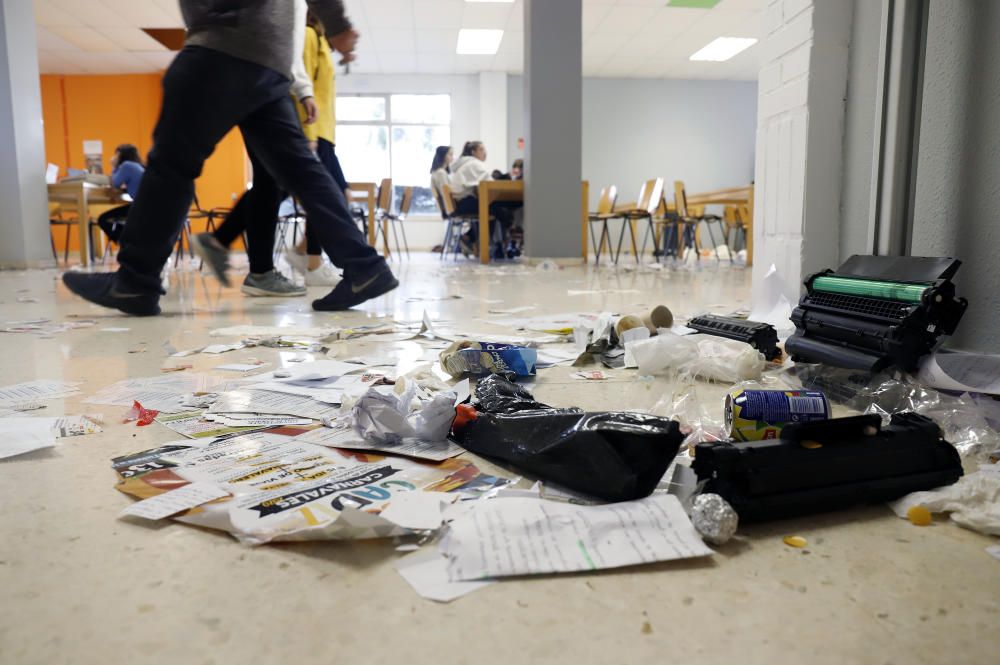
[627,331,765,383]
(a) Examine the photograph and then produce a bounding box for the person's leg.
[317,139,349,192]
[238,95,394,310]
[113,48,279,294]
[97,204,131,243]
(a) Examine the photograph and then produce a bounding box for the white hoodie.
[448,155,491,200]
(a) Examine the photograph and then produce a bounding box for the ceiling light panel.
[689,37,758,61]
[456,28,504,55]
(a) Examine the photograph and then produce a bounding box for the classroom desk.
[47,182,124,267]
[684,185,754,266]
[349,182,385,256]
[477,180,590,264]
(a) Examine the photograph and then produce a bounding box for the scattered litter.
[85,373,227,413]
[906,505,933,526]
[210,325,340,338]
[690,493,739,545]
[201,343,245,354]
[917,350,1000,396]
[986,545,1000,562]
[783,535,808,548]
[889,469,1000,536]
[725,388,830,441]
[161,365,192,373]
[122,401,159,426]
[215,363,269,372]
[119,482,230,521]
[627,331,765,382]
[112,431,504,545]
[395,546,495,603]
[298,425,465,461]
[101,327,131,333]
[570,370,608,380]
[154,410,275,439]
[440,340,537,378]
[453,376,684,502]
[488,305,536,315]
[0,417,56,459]
[16,296,40,303]
[0,379,80,404]
[440,494,712,579]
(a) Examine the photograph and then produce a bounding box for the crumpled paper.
[627,331,765,383]
[353,382,457,444]
[889,469,1000,536]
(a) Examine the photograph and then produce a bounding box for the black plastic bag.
[453,376,684,502]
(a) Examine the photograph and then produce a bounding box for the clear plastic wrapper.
[628,332,766,383]
[787,364,999,458]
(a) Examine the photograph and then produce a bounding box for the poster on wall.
[83,140,104,174]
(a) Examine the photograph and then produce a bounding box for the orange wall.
[41,73,247,250]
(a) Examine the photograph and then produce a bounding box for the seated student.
[491,158,524,181]
[449,141,517,259]
[96,144,145,243]
[429,145,454,254]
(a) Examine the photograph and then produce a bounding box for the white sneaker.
[284,249,309,275]
[305,262,341,287]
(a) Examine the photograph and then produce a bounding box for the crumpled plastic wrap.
[628,332,765,383]
[889,469,1000,536]
[440,340,537,378]
[453,375,685,502]
[691,493,739,545]
[788,364,999,458]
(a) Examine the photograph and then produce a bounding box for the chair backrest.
[398,186,414,217]
[637,178,664,214]
[596,186,617,214]
[674,180,690,217]
[377,178,392,210]
[440,184,458,216]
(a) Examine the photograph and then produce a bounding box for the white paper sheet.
[748,264,794,331]
[215,363,268,373]
[207,389,342,420]
[154,410,271,439]
[443,494,713,579]
[535,348,580,368]
[916,351,1000,396]
[201,343,245,354]
[210,325,340,338]
[296,425,465,461]
[395,546,494,603]
[0,380,80,404]
[119,482,230,521]
[84,374,226,413]
[0,418,57,459]
[380,492,454,530]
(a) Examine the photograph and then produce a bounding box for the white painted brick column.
[752,0,853,307]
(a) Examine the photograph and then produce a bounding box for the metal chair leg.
[614,218,629,265]
[63,226,71,264]
[399,221,410,258]
[628,218,641,264]
[390,220,403,261]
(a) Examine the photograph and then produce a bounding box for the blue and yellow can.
[725,389,831,441]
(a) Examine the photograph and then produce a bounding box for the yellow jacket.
[296,25,336,143]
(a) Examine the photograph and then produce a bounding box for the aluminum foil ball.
[691,493,739,545]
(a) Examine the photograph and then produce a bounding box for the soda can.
[725,388,830,441]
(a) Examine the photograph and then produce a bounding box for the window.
[336,94,451,215]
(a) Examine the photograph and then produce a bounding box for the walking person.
[63,0,397,316]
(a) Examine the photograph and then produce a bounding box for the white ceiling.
[34,0,764,80]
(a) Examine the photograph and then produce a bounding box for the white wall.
[910,0,1000,353]
[508,76,757,207]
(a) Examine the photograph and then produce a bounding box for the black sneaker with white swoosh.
[312,266,398,311]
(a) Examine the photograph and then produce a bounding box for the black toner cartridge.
[784,255,967,371]
[691,412,963,522]
[687,314,781,361]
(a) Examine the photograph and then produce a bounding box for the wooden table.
[348,182,384,255]
[478,180,590,264]
[47,182,124,267]
[684,185,755,266]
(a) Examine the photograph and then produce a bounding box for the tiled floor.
[0,255,995,665]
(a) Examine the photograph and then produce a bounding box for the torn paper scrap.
[155,410,274,439]
[201,343,245,354]
[380,492,455,531]
[442,494,713,580]
[207,389,342,420]
[395,546,494,603]
[119,482,230,521]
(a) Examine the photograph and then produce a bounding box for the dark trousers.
[115,46,381,294]
[97,204,131,243]
[305,138,348,255]
[454,196,517,243]
[212,149,283,274]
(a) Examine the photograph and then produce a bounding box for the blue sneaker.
[62,272,161,316]
[312,266,398,311]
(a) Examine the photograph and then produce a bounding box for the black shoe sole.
[62,274,161,316]
[312,275,399,311]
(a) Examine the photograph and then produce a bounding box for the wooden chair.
[371,177,393,252]
[48,203,78,265]
[587,185,618,264]
[384,186,412,258]
[438,184,476,260]
[608,178,663,264]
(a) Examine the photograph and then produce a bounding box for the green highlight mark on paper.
[578,540,597,570]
